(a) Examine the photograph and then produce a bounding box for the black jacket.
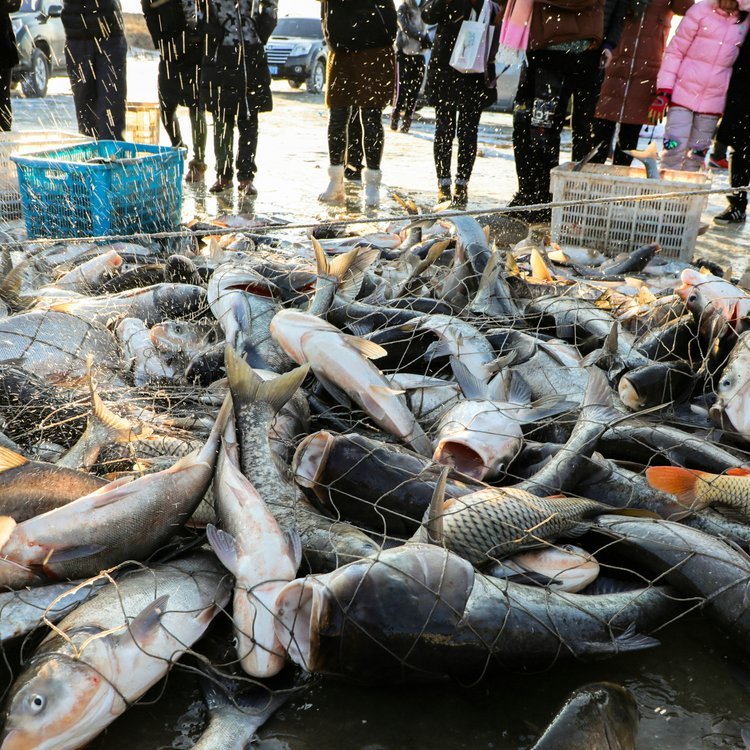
[62,0,124,39]
[1,0,21,67]
[422,0,495,69]
[141,0,201,63]
[602,0,628,50]
[717,33,750,148]
[322,0,397,53]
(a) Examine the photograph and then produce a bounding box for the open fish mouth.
[433,439,489,480]
[709,401,735,433]
[274,576,328,671]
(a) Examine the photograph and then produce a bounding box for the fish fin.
[89,371,149,443]
[345,322,370,338]
[712,505,750,524]
[507,371,532,405]
[48,301,79,314]
[579,348,603,367]
[128,594,169,644]
[727,468,750,477]
[339,247,380,301]
[0,259,28,306]
[341,335,388,360]
[44,543,107,563]
[369,385,406,397]
[474,249,501,293]
[0,446,27,472]
[611,622,659,653]
[606,508,663,520]
[484,351,517,376]
[564,522,590,538]
[530,248,555,282]
[450,356,487,400]
[286,528,302,571]
[426,466,449,545]
[518,397,577,423]
[424,339,455,360]
[0,516,16,549]
[645,466,709,510]
[206,523,240,576]
[315,373,353,408]
[225,346,310,416]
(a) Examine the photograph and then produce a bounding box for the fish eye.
[28,693,46,713]
[688,293,698,303]
[173,324,182,335]
[720,378,732,390]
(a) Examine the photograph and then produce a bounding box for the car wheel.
[306,59,326,95]
[288,79,303,89]
[21,49,49,98]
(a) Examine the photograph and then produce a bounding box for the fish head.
[153,283,208,322]
[269,310,334,364]
[293,431,333,489]
[1,656,115,750]
[149,320,219,354]
[711,340,750,439]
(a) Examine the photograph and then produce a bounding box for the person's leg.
[453,99,482,207]
[320,105,349,201]
[434,100,456,192]
[94,35,127,140]
[400,55,424,131]
[345,107,363,179]
[158,59,184,148]
[361,107,384,207]
[590,119,617,163]
[715,141,749,223]
[236,109,259,195]
[392,53,405,129]
[511,56,536,201]
[570,50,602,161]
[65,39,99,137]
[210,105,235,191]
[0,67,12,131]
[189,106,207,163]
[683,113,718,172]
[612,122,642,165]
[660,106,693,171]
[710,139,728,166]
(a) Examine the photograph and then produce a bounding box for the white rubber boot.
[318,165,345,203]
[363,167,382,208]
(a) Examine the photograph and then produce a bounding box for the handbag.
[449,0,492,74]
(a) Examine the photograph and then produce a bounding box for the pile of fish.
[0,209,750,748]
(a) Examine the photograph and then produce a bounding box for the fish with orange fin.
[646,465,750,520]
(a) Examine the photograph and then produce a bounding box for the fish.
[624,141,660,179]
[710,331,750,441]
[149,319,222,359]
[0,553,230,750]
[677,268,750,337]
[598,243,660,277]
[646,465,750,520]
[116,317,178,385]
[207,417,300,677]
[530,683,639,750]
[617,361,696,411]
[270,309,432,455]
[273,543,667,683]
[225,346,379,572]
[52,250,123,293]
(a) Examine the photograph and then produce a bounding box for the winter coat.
[1,0,21,68]
[61,0,124,40]
[656,0,749,115]
[397,0,428,55]
[529,0,605,49]
[717,32,750,146]
[141,0,202,65]
[322,0,398,53]
[596,0,693,124]
[199,0,276,114]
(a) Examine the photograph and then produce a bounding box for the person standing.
[507,0,626,222]
[0,0,21,131]
[142,0,208,182]
[62,0,127,140]
[317,0,397,208]
[345,107,364,181]
[421,0,500,209]
[714,9,749,224]
[391,0,430,133]
[200,0,277,195]
[592,0,693,165]
[648,0,749,172]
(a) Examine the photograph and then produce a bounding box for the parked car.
[266,16,327,94]
[10,0,65,98]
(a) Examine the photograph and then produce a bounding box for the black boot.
[390,110,400,131]
[452,181,468,209]
[437,179,452,204]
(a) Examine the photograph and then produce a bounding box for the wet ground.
[5,58,750,749]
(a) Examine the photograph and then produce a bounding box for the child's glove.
[648,90,671,124]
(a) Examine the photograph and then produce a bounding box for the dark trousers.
[394,52,425,119]
[65,36,127,140]
[729,142,750,212]
[328,106,383,169]
[0,67,11,131]
[513,48,601,200]
[591,120,642,165]
[346,107,363,169]
[434,99,483,183]
[214,107,258,181]
[158,58,206,164]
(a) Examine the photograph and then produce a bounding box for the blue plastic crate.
[11,141,184,239]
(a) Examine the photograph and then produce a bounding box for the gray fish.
[624,142,660,179]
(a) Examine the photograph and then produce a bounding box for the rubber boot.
[318,165,345,203]
[452,180,468,209]
[363,167,382,208]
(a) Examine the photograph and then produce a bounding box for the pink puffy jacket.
[657,0,749,114]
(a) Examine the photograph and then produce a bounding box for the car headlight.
[11,18,25,34]
[290,42,313,56]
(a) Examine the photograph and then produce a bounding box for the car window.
[273,18,322,38]
[19,0,42,11]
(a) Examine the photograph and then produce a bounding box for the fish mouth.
[433,439,489,480]
[617,377,645,412]
[0,728,30,750]
[274,577,328,671]
[292,431,332,488]
[709,401,733,432]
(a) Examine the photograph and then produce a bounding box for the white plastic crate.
[124,102,161,146]
[0,130,91,221]
[550,162,709,261]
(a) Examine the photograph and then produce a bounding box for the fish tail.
[530,248,555,282]
[0,445,28,473]
[225,346,309,416]
[313,239,378,301]
[89,372,149,444]
[645,466,711,511]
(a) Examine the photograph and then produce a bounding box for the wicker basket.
[550,162,709,261]
[0,130,91,221]
[124,102,162,146]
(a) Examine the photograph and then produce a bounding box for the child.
[648,0,749,171]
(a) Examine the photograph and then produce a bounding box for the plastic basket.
[124,102,162,145]
[550,162,709,261]
[12,140,184,239]
[0,131,92,221]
